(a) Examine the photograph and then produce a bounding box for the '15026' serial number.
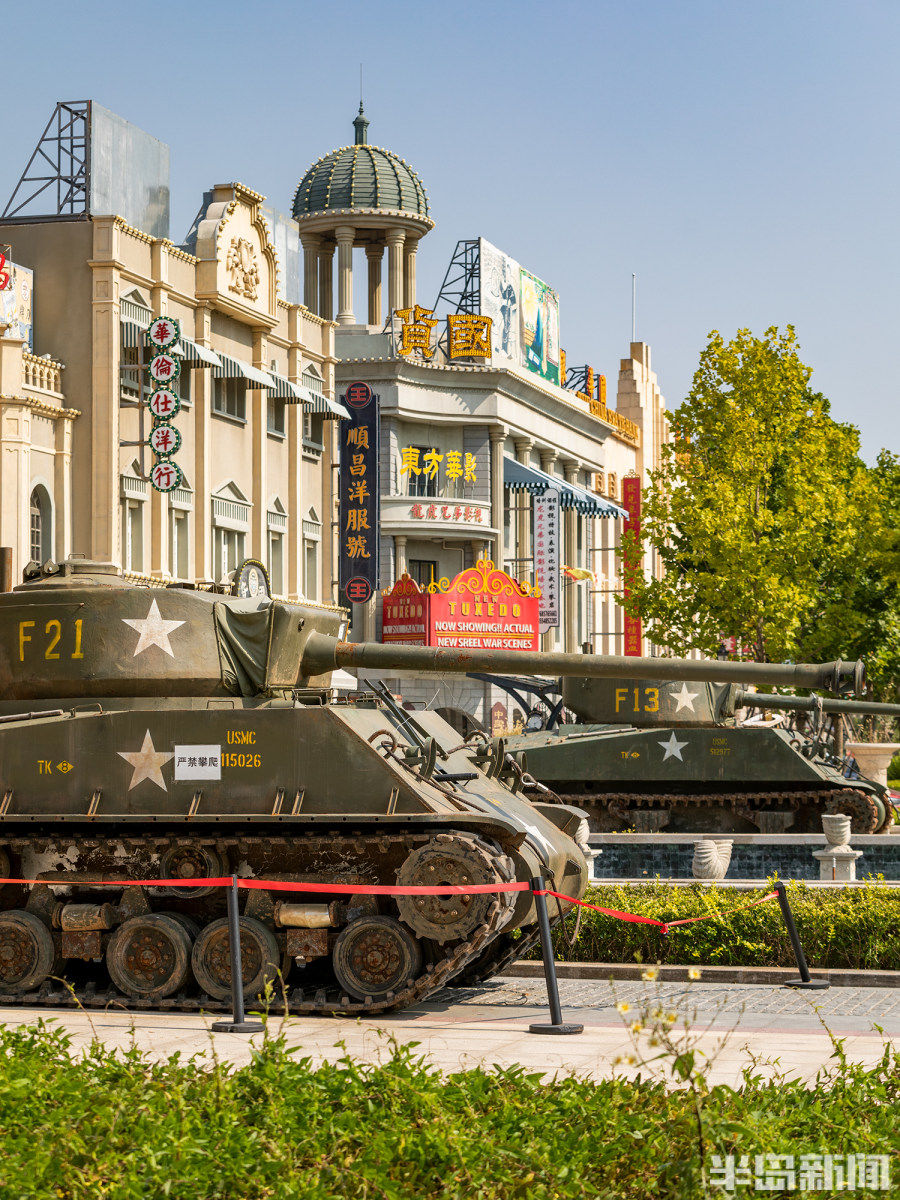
[223,753,262,768]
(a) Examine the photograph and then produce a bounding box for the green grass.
[0,1021,896,1199]
[546,880,900,971]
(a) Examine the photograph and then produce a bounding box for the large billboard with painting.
[478,238,560,385]
[0,258,33,350]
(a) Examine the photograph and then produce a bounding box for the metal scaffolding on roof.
[2,101,91,222]
[432,239,480,315]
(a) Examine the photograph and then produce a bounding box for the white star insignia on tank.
[122,598,185,658]
[118,729,174,791]
[658,731,688,762]
[672,682,700,712]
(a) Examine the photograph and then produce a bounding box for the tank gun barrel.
[302,634,863,694]
[735,691,900,718]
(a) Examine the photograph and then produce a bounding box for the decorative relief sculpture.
[226,237,260,301]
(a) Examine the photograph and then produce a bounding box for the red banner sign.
[621,475,642,656]
[382,561,539,651]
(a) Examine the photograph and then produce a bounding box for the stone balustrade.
[22,351,64,396]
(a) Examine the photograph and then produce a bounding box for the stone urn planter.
[691,838,733,881]
[846,742,900,789]
[821,813,852,847]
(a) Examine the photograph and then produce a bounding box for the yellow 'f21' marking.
[18,618,84,661]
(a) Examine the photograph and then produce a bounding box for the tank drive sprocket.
[395,833,516,944]
[825,788,882,836]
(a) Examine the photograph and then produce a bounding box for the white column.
[300,234,320,313]
[513,437,533,581]
[403,237,419,309]
[318,244,334,322]
[489,426,506,570]
[366,244,383,326]
[394,533,407,580]
[193,303,213,581]
[386,227,406,316]
[335,225,355,325]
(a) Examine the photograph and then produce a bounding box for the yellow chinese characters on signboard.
[400,448,477,485]
[447,314,492,359]
[396,305,438,359]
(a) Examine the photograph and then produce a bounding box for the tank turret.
[491,674,897,837]
[0,559,864,702]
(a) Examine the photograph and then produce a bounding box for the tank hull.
[0,699,588,1012]
[506,724,890,835]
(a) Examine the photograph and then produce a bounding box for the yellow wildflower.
[665,1011,677,1024]
[641,967,659,981]
[629,1020,644,1034]
[688,967,702,980]
[616,1001,631,1014]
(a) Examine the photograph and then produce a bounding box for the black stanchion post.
[528,875,583,1035]
[211,875,265,1033]
[774,881,829,991]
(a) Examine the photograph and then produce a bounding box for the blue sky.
[3,0,897,461]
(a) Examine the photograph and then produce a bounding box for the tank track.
[554,787,886,835]
[0,829,517,1017]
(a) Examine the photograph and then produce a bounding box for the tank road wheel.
[160,845,226,898]
[0,911,56,993]
[106,914,192,1000]
[332,916,422,1001]
[827,790,881,836]
[191,917,279,1002]
[395,833,515,945]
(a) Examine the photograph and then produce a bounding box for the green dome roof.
[292,107,429,221]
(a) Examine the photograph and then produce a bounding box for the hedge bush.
[0,1022,896,1199]
[546,880,900,971]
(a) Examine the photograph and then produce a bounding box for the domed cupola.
[292,107,434,326]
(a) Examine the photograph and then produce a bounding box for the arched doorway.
[29,486,52,565]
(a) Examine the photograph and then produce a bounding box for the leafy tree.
[621,326,886,677]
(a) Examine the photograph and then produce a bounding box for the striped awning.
[121,318,149,347]
[214,354,276,389]
[180,337,222,368]
[503,455,626,518]
[306,392,351,419]
[268,372,308,403]
[120,320,221,370]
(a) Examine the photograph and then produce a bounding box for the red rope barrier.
[534,886,779,934]
[0,877,778,930]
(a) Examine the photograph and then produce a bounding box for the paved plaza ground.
[1,976,896,1087]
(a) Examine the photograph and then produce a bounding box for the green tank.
[489,674,897,836]
[0,558,868,1012]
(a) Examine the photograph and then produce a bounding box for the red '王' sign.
[621,476,642,656]
[382,562,539,651]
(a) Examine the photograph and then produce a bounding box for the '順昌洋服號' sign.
[339,383,380,605]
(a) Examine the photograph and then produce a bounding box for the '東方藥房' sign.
[382,561,540,651]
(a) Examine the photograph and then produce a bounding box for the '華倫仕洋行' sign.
[382,561,540,650]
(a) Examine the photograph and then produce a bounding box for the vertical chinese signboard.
[339,382,380,605]
[621,475,642,656]
[533,489,560,634]
[146,317,184,494]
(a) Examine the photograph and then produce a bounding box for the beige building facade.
[0,182,342,599]
[1,101,672,732]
